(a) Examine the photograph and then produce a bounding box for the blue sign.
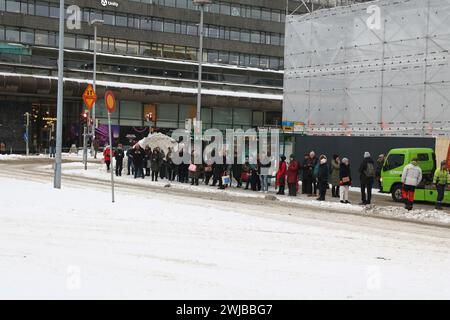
[24,132,28,141]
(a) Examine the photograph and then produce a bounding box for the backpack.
[313,162,320,178]
[364,162,375,178]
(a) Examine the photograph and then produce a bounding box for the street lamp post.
[89,19,104,150]
[54,0,64,189]
[193,0,212,123]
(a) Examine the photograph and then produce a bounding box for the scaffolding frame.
[283,0,450,137]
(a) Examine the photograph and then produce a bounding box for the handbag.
[188,164,197,172]
[222,175,231,185]
[241,172,250,182]
[342,177,350,183]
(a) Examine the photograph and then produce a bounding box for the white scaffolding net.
[283,0,450,136]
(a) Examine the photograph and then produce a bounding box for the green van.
[381,148,450,204]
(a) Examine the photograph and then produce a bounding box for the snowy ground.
[1,174,450,299]
[36,161,450,226]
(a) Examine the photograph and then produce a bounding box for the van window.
[417,153,429,161]
[384,154,405,171]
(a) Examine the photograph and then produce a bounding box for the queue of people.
[102,144,449,210]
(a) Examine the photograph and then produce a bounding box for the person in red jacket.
[287,154,300,196]
[103,145,112,172]
[276,155,287,195]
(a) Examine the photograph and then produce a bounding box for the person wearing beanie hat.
[401,158,423,211]
[358,152,375,205]
[433,160,449,210]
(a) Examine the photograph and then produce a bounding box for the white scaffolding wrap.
[283,0,450,137]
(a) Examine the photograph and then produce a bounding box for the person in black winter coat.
[114,144,125,177]
[126,145,134,175]
[232,155,243,188]
[317,155,329,201]
[132,146,145,179]
[358,152,376,205]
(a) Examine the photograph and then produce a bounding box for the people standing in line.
[232,154,243,188]
[103,144,111,172]
[247,156,261,192]
[358,152,376,205]
[204,163,213,185]
[159,148,166,180]
[376,154,385,192]
[287,154,299,196]
[312,152,320,197]
[166,147,176,182]
[212,159,224,188]
[132,146,145,179]
[301,153,309,194]
[305,151,318,197]
[242,159,251,190]
[260,154,271,193]
[189,151,202,186]
[151,147,163,182]
[339,158,352,204]
[276,155,287,195]
[126,145,135,176]
[401,157,423,211]
[49,136,56,158]
[433,160,449,210]
[144,146,152,177]
[329,154,340,198]
[317,155,329,201]
[114,144,125,177]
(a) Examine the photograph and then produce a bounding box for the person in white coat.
[401,158,422,210]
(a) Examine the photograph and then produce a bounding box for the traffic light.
[81,111,89,120]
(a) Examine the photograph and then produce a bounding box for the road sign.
[23,132,28,141]
[104,90,116,113]
[82,84,97,110]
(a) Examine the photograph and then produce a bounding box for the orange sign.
[82,84,97,110]
[104,90,116,113]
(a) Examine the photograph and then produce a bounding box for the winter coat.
[339,163,352,186]
[376,158,384,178]
[276,160,287,186]
[329,159,340,185]
[287,159,299,184]
[49,138,56,148]
[401,163,422,187]
[433,168,449,185]
[189,164,203,179]
[232,158,243,179]
[151,151,163,171]
[114,148,124,162]
[317,162,329,184]
[132,148,144,167]
[359,158,375,183]
[126,148,134,160]
[103,147,111,162]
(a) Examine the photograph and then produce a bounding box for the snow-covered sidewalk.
[1,175,450,299]
[38,162,450,227]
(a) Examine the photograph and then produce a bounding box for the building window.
[35,2,48,16]
[233,109,252,127]
[64,34,76,48]
[164,20,175,33]
[120,101,142,120]
[251,7,261,20]
[240,30,250,42]
[6,0,20,13]
[153,18,163,32]
[115,39,127,54]
[156,104,178,128]
[231,5,240,17]
[116,15,127,27]
[261,9,271,21]
[76,35,89,50]
[213,108,232,129]
[229,52,239,65]
[5,27,20,42]
[207,50,219,63]
[187,23,197,36]
[208,26,219,38]
[252,111,264,127]
[219,3,230,15]
[103,12,115,25]
[20,29,34,44]
[0,26,5,41]
[230,29,240,41]
[250,31,260,44]
[127,41,139,55]
[49,4,59,18]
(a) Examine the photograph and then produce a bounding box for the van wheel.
[391,184,403,202]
